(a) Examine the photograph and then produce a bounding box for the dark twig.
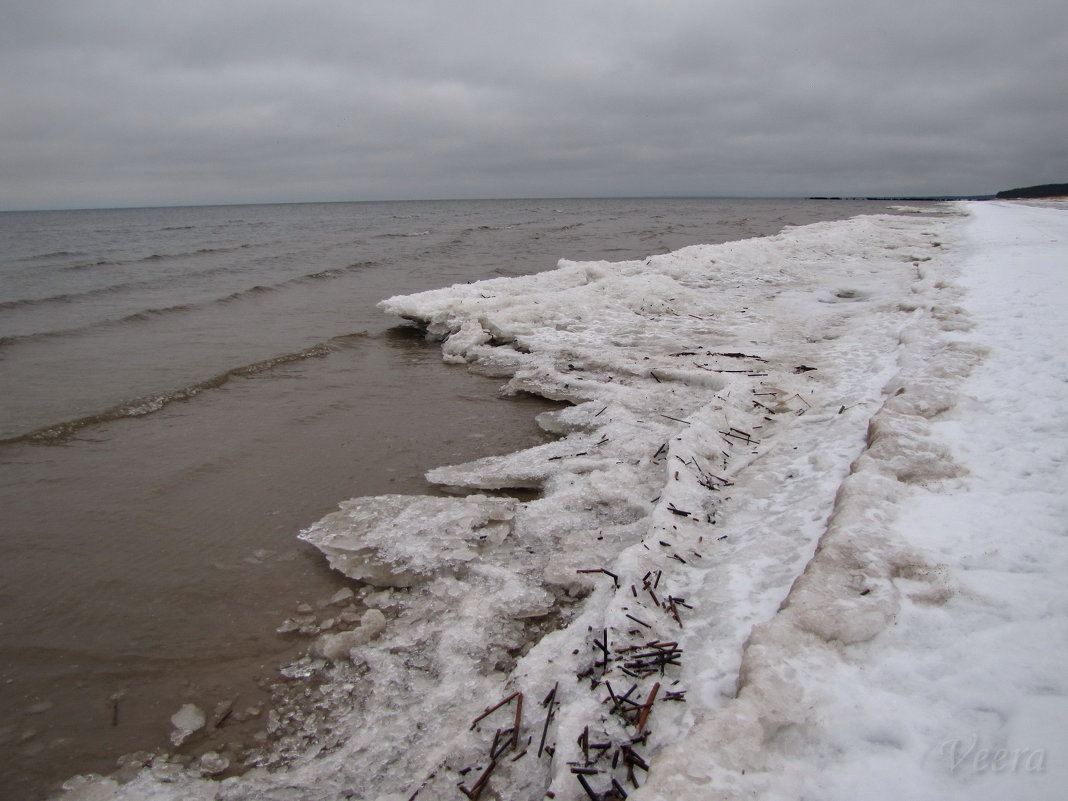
[512,693,524,751]
[635,683,661,734]
[576,773,600,800]
[471,691,520,730]
[659,413,689,424]
[538,684,558,758]
[577,568,620,588]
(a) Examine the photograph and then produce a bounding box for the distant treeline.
[996,183,1068,199]
[807,183,1068,202]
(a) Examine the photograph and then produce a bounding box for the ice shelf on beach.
[58,201,1068,801]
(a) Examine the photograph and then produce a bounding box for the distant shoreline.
[809,181,1068,202]
[994,182,1068,199]
[808,194,994,201]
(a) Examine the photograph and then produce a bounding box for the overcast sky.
[1,0,1065,210]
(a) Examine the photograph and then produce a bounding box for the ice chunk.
[326,587,355,606]
[315,609,388,661]
[360,607,387,635]
[194,751,229,776]
[299,494,517,587]
[168,703,205,747]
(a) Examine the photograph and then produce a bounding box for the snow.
[55,201,1067,801]
[629,201,1068,801]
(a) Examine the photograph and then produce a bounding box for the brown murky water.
[0,329,558,799]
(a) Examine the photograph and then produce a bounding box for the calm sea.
[0,197,908,798]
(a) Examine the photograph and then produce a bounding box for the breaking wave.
[0,334,369,446]
[45,244,252,273]
[0,260,382,349]
[23,250,89,261]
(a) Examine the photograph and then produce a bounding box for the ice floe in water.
[300,494,518,587]
[57,203,1068,801]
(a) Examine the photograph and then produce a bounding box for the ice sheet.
[56,202,1068,801]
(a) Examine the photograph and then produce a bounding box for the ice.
[193,752,230,776]
[315,609,387,662]
[56,201,1067,801]
[629,201,1068,801]
[168,704,206,747]
[298,494,518,587]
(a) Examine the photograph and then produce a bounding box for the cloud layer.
[2,0,1065,209]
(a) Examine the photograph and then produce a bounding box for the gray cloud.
[1,0,1065,209]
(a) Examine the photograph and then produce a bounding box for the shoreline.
[56,201,1067,800]
[2,198,902,801]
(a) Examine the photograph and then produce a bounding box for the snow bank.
[631,201,1068,801]
[57,202,1066,801]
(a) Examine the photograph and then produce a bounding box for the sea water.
[0,197,903,798]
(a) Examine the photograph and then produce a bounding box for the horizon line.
[0,192,991,214]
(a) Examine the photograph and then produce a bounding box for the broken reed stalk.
[489,728,510,761]
[668,597,683,627]
[620,643,683,676]
[576,568,620,587]
[538,683,558,758]
[459,759,497,800]
[710,351,767,362]
[635,683,661,735]
[512,692,523,751]
[719,428,758,444]
[576,773,599,801]
[471,691,521,730]
[659,413,689,424]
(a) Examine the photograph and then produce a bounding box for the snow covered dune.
[631,201,1068,801]
[59,202,1067,801]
